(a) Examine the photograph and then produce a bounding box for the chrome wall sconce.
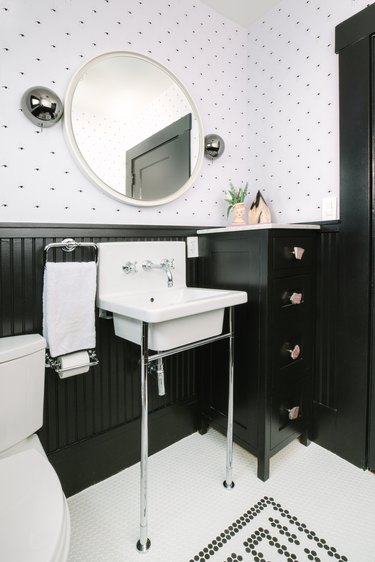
[21,86,64,129]
[204,134,225,159]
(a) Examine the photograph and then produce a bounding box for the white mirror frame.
[64,51,204,207]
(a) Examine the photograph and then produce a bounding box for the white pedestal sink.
[96,240,247,552]
[97,241,247,351]
[100,287,246,351]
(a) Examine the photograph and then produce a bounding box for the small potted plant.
[225,182,248,225]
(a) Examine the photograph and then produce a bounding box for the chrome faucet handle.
[123,261,137,274]
[161,258,174,269]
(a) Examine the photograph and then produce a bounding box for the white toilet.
[0,334,71,562]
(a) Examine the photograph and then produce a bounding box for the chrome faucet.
[142,259,174,287]
[122,261,137,274]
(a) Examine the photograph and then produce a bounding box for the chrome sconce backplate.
[204,133,225,159]
[21,86,63,129]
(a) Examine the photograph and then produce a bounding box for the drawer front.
[270,377,312,449]
[272,235,315,271]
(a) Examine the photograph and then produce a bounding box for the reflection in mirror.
[64,52,203,206]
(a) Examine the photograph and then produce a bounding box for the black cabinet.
[198,228,318,480]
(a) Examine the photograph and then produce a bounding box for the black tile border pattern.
[189,496,349,562]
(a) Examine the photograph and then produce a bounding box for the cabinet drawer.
[272,236,315,271]
[270,377,312,449]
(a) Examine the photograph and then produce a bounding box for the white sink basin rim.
[98,287,246,324]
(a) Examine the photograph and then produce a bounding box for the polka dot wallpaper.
[0,0,248,225]
[247,0,373,224]
[0,0,373,226]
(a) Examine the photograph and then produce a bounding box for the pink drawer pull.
[292,246,305,260]
[290,292,303,305]
[287,406,300,420]
[287,344,301,360]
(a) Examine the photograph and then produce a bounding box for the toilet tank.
[0,334,46,453]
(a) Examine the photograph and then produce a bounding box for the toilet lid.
[0,448,65,562]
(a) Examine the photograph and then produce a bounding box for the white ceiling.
[199,0,281,27]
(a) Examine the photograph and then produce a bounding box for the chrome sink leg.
[137,321,151,552]
[224,306,235,490]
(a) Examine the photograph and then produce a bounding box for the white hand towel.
[43,262,97,357]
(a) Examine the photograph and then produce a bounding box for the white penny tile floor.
[67,429,375,562]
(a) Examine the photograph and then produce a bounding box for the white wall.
[0,0,373,226]
[0,0,248,225]
[247,0,373,224]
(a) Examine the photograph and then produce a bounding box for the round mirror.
[64,52,203,206]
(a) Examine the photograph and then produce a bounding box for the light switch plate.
[322,196,337,221]
[186,236,199,258]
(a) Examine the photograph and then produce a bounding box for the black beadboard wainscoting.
[0,224,202,496]
[0,222,344,495]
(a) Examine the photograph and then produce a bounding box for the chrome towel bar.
[43,238,98,265]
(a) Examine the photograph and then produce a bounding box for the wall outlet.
[186,236,199,258]
[322,196,338,221]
